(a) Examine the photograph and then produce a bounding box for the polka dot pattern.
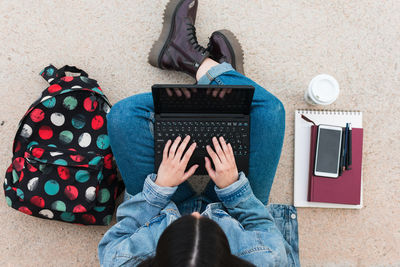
[5,65,120,225]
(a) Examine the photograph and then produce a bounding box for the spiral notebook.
[294,109,363,209]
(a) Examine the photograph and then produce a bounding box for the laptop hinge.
[159,113,245,118]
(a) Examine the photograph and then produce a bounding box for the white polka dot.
[78,132,92,148]
[103,104,110,114]
[20,124,33,138]
[71,85,82,89]
[4,178,7,185]
[27,177,39,191]
[40,95,52,102]
[50,113,65,126]
[85,186,96,202]
[50,151,64,157]
[39,209,54,219]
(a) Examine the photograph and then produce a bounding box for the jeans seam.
[148,111,155,137]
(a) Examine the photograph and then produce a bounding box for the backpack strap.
[39,64,58,84]
[56,65,89,78]
[39,65,89,84]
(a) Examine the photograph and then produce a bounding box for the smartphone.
[314,125,342,178]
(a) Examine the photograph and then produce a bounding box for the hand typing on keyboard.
[155,135,198,187]
[205,136,239,189]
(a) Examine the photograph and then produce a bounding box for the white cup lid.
[309,74,340,104]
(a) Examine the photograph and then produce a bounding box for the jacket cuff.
[142,173,177,208]
[214,172,253,208]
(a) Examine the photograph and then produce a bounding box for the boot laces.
[186,23,206,54]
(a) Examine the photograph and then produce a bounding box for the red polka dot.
[48,84,62,93]
[13,157,25,172]
[91,115,104,130]
[114,187,118,200]
[30,196,45,208]
[6,163,13,173]
[64,185,79,200]
[14,141,21,153]
[83,97,98,112]
[24,107,34,117]
[32,147,44,158]
[81,214,96,224]
[104,154,113,169]
[73,204,87,213]
[18,206,32,215]
[38,125,53,140]
[26,163,37,172]
[70,154,85,162]
[107,174,116,185]
[61,76,74,82]
[97,87,103,92]
[68,148,77,152]
[30,108,45,123]
[18,170,24,182]
[57,166,70,180]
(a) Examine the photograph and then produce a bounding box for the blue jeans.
[107,63,285,206]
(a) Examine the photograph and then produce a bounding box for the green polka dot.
[16,188,24,200]
[63,96,78,110]
[89,156,102,166]
[5,196,12,207]
[60,89,72,94]
[80,76,90,83]
[93,206,106,212]
[53,159,67,166]
[44,180,59,195]
[51,200,66,211]
[12,169,19,183]
[60,212,75,222]
[42,97,56,108]
[97,188,110,203]
[59,130,73,144]
[39,164,46,172]
[97,171,103,182]
[103,215,113,225]
[91,87,103,95]
[5,186,11,191]
[48,144,57,148]
[71,114,86,129]
[75,170,90,183]
[27,141,39,150]
[96,134,110,150]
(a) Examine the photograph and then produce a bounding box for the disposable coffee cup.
[304,74,340,105]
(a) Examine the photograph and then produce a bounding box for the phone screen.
[315,128,342,175]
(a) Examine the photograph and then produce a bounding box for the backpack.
[3,65,124,225]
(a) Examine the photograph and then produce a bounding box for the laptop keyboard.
[155,121,249,156]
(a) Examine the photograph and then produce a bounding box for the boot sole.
[214,29,245,75]
[148,0,185,68]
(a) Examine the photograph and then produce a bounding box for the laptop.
[152,84,254,175]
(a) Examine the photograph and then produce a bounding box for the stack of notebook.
[294,110,364,209]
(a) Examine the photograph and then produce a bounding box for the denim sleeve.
[214,172,277,232]
[98,173,177,266]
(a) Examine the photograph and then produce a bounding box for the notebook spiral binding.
[296,109,362,115]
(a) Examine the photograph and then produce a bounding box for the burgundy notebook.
[307,125,363,205]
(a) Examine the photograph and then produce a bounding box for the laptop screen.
[152,85,254,115]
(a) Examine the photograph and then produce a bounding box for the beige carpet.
[0,0,399,266]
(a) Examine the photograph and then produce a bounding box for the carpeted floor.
[0,1,399,266]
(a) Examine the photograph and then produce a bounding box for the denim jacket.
[98,172,300,267]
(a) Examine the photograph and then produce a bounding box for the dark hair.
[138,215,255,267]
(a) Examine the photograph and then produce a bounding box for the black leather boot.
[207,29,245,75]
[148,0,209,78]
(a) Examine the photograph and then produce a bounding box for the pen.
[343,124,348,171]
[347,123,352,170]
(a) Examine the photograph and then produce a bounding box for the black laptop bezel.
[152,84,255,115]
